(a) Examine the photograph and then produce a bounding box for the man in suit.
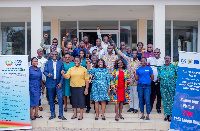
[44,51,67,120]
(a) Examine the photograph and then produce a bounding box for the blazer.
[44,60,64,88]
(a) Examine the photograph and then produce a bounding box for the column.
[0,22,2,55]
[138,19,147,48]
[51,19,60,46]
[31,5,43,57]
[153,4,165,57]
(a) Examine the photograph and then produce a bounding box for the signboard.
[0,55,31,130]
[170,51,200,131]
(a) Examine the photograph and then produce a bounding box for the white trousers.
[39,92,44,107]
[129,85,139,109]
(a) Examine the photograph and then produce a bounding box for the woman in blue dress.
[29,57,43,120]
[63,53,75,112]
[87,58,111,120]
[79,49,87,68]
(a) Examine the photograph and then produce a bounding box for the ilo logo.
[180,59,186,64]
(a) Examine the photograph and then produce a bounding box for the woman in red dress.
[111,59,130,121]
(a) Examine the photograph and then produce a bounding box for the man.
[89,38,107,58]
[147,48,165,113]
[72,37,78,50]
[44,45,61,60]
[120,42,127,54]
[101,45,118,74]
[83,36,92,49]
[44,51,67,120]
[40,34,61,54]
[73,40,88,57]
[143,43,154,58]
[61,47,74,62]
[124,46,133,65]
[36,49,47,111]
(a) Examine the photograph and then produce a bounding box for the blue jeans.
[137,84,151,114]
[48,80,63,116]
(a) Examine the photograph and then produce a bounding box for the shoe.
[145,117,150,120]
[95,117,98,120]
[115,118,119,121]
[86,109,90,113]
[164,117,168,121]
[168,115,171,122]
[127,108,134,112]
[58,116,67,120]
[102,118,106,120]
[64,109,67,112]
[49,115,56,120]
[54,100,58,104]
[157,109,161,113]
[34,115,43,118]
[133,109,138,113]
[119,117,124,120]
[78,117,83,120]
[140,116,145,120]
[39,107,43,111]
[71,115,77,119]
[31,117,36,120]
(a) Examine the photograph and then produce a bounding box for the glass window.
[165,20,171,56]
[43,22,51,45]
[173,21,198,62]
[147,20,153,44]
[60,21,77,43]
[27,22,31,61]
[1,22,25,55]
[120,20,137,49]
[79,21,118,30]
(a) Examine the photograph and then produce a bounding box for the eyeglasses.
[53,42,57,43]
[65,57,70,59]
[154,52,160,54]
[148,47,152,48]
[51,47,56,49]
[83,38,88,40]
[141,60,146,62]
[52,54,58,56]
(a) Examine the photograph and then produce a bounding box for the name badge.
[145,70,149,71]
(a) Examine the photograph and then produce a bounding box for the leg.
[72,108,77,118]
[133,85,139,112]
[160,86,169,116]
[137,84,144,117]
[56,87,63,116]
[128,85,134,112]
[85,83,92,112]
[115,103,119,120]
[39,92,44,111]
[101,100,106,118]
[119,102,124,118]
[34,106,39,116]
[48,88,56,116]
[63,96,67,110]
[30,107,34,119]
[95,102,99,118]
[144,85,151,117]
[150,81,155,111]
[79,108,84,119]
[156,82,161,110]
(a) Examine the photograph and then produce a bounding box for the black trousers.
[150,81,161,110]
[85,83,92,110]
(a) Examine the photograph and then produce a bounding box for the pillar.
[51,19,60,46]
[138,19,147,48]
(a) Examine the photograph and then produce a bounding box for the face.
[83,36,89,43]
[79,51,84,58]
[140,58,147,66]
[92,50,97,56]
[37,49,43,57]
[63,47,69,54]
[118,60,123,68]
[67,42,72,49]
[96,39,101,47]
[64,54,70,63]
[103,36,108,43]
[74,58,81,67]
[154,49,160,58]
[132,51,138,58]
[52,40,58,46]
[73,38,78,44]
[79,41,85,48]
[92,56,97,64]
[147,44,153,52]
[126,46,131,54]
[137,43,143,50]
[51,51,58,60]
[50,45,56,52]
[98,60,104,68]
[164,56,171,65]
[107,45,113,54]
[32,58,38,67]
[120,42,126,50]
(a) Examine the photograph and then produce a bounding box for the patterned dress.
[157,64,178,116]
[101,55,118,74]
[110,69,131,103]
[87,68,111,102]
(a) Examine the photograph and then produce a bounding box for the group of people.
[29,30,178,122]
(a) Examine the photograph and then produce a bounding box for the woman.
[61,56,89,120]
[111,59,130,121]
[66,41,74,55]
[134,57,154,120]
[63,53,75,112]
[29,57,43,120]
[137,42,144,61]
[87,58,111,120]
[79,49,87,68]
[157,55,177,122]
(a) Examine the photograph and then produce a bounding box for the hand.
[99,46,103,51]
[108,34,112,39]
[97,26,100,30]
[61,70,65,75]
[86,54,90,58]
[75,44,79,48]
[111,43,116,48]
[56,83,62,89]
[43,80,46,84]
[127,89,130,94]
[142,48,146,53]
[86,58,91,65]
[133,69,136,74]
[113,88,117,95]
[84,88,88,95]
[44,34,48,38]
[41,88,44,94]
[66,33,69,37]
[107,90,111,95]
[47,73,52,77]
[62,36,65,41]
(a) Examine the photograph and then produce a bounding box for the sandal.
[34,115,43,118]
[115,116,119,121]
[71,115,77,119]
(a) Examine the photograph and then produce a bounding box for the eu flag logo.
[194,60,199,64]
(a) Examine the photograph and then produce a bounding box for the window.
[147,20,153,45]
[79,21,118,30]
[165,20,171,56]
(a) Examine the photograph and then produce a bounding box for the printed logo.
[187,59,193,64]
[181,59,186,64]
[15,60,22,66]
[5,60,13,66]
[194,60,199,64]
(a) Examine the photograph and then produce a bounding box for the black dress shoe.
[86,109,90,113]
[133,109,138,113]
[54,100,58,104]
[49,115,56,120]
[58,116,67,120]
[127,108,134,112]
[157,109,161,113]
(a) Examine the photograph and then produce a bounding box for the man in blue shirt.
[73,40,88,57]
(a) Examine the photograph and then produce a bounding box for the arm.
[59,63,65,85]
[134,69,139,81]
[126,70,130,90]
[62,68,71,79]
[97,27,102,42]
[40,38,50,50]
[43,62,49,77]
[150,74,154,82]
[61,37,65,51]
[114,47,129,62]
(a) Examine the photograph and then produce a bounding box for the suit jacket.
[44,60,64,88]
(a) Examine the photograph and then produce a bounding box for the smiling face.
[79,51,84,58]
[52,40,58,46]
[120,42,126,50]
[103,36,108,43]
[164,56,171,65]
[137,43,143,50]
[32,58,38,67]
[63,47,69,54]
[107,45,113,54]
[74,57,81,67]
[126,46,131,54]
[64,54,70,63]
[73,38,78,45]
[37,49,43,57]
[96,39,101,47]
[118,60,123,69]
[51,51,58,60]
[50,45,56,52]
[98,60,104,68]
[147,44,153,53]
[79,41,85,48]
[154,49,160,59]
[140,58,147,67]
[67,42,72,49]
[83,36,89,43]
[132,50,138,59]
[92,56,97,64]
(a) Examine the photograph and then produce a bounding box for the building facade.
[0,0,200,61]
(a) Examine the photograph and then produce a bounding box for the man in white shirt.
[89,38,107,58]
[40,34,61,55]
[36,49,47,111]
[147,48,165,113]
